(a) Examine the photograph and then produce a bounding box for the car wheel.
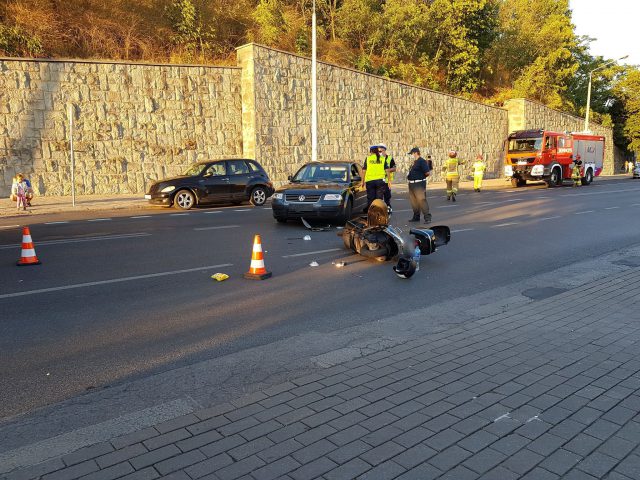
[274,216,287,223]
[174,189,196,210]
[336,198,353,224]
[250,186,267,206]
[581,169,593,186]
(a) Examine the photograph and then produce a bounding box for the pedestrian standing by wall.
[472,154,486,192]
[406,147,432,224]
[443,150,464,201]
[377,144,396,214]
[362,145,391,211]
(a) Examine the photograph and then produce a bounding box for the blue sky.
[570,0,639,66]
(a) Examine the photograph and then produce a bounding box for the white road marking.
[130,215,152,219]
[44,221,69,225]
[87,218,111,222]
[539,216,562,221]
[504,198,524,202]
[170,213,189,217]
[0,263,233,300]
[632,204,640,207]
[234,209,252,212]
[575,210,594,215]
[492,222,519,228]
[451,228,474,233]
[436,205,459,208]
[283,248,342,258]
[604,206,620,210]
[0,232,151,250]
[203,211,222,214]
[0,225,21,229]
[561,187,640,197]
[193,225,240,231]
[536,196,550,199]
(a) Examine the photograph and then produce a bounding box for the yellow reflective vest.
[473,161,486,176]
[444,158,463,179]
[364,154,388,182]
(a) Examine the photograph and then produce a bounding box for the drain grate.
[522,286,568,301]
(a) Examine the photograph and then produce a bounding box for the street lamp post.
[584,55,628,132]
[311,0,318,162]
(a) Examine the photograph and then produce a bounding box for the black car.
[145,159,274,209]
[271,161,367,223]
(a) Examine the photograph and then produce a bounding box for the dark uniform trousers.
[366,179,387,209]
[408,180,431,220]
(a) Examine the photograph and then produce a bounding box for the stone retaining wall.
[0,59,242,196]
[0,46,619,197]
[239,44,508,184]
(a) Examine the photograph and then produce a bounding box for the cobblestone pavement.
[4,266,640,479]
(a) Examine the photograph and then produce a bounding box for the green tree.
[613,68,640,154]
[165,0,216,61]
[253,0,285,46]
[0,24,43,57]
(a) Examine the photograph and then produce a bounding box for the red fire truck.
[504,129,605,187]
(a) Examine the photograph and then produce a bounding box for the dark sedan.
[145,159,274,209]
[271,161,367,223]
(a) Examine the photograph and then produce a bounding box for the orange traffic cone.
[16,226,41,266]
[244,234,271,280]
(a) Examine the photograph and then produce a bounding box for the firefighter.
[361,145,391,211]
[572,156,582,187]
[377,143,396,213]
[472,154,486,192]
[442,150,464,201]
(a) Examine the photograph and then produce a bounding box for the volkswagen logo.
[298,195,306,202]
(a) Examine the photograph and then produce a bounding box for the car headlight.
[160,185,176,193]
[531,165,544,176]
[273,193,283,200]
[323,194,343,201]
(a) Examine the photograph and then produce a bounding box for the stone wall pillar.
[236,45,257,161]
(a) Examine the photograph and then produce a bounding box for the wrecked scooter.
[341,199,451,278]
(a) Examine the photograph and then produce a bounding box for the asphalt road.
[1,178,640,420]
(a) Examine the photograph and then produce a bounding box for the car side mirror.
[203,172,212,178]
[288,175,293,181]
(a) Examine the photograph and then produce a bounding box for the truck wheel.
[518,178,527,187]
[581,169,593,186]
[511,177,520,188]
[547,167,561,187]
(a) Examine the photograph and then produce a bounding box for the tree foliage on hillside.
[0,0,638,153]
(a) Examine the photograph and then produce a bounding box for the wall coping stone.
[236,43,508,113]
[0,56,241,70]
[514,97,607,130]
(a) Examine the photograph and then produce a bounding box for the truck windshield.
[509,138,542,152]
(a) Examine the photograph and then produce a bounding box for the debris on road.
[211,273,229,282]
[332,261,346,268]
[303,235,311,241]
[309,261,319,267]
[301,218,332,231]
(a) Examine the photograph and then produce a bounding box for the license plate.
[144,194,151,200]
[517,160,528,165]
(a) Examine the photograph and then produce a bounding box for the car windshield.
[292,164,348,183]
[509,137,542,152]
[183,164,206,176]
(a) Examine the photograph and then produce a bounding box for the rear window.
[227,160,250,175]
[247,161,262,173]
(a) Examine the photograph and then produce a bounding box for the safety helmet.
[448,150,457,158]
[393,254,417,279]
[378,143,388,150]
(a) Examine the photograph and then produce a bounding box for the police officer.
[472,154,486,192]
[362,145,391,211]
[443,150,464,201]
[377,144,396,213]
[407,147,432,223]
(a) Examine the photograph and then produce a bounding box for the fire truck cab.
[504,129,605,187]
